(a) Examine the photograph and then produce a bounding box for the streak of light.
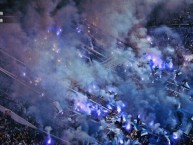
[0,67,42,95]
[82,21,131,47]
[80,46,105,61]
[0,48,27,67]
[89,99,111,112]
[83,45,106,58]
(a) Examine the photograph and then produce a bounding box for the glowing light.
[107,105,112,110]
[147,55,152,60]
[48,25,62,36]
[97,109,101,116]
[56,28,62,36]
[88,89,92,93]
[168,62,173,69]
[117,106,121,113]
[76,25,84,33]
[47,138,51,144]
[147,54,163,69]
[173,132,178,139]
[77,102,81,107]
[76,27,81,33]
[149,121,154,126]
[57,59,62,63]
[122,115,126,122]
[119,139,124,144]
[146,36,152,42]
[34,77,42,84]
[78,52,83,58]
[76,102,91,115]
[52,43,60,53]
[22,72,26,76]
[126,123,131,130]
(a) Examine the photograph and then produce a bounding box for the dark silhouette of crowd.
[0,111,46,145]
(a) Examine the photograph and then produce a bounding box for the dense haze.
[0,0,193,144]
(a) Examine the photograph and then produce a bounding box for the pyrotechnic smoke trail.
[0,66,74,109]
[80,45,105,61]
[75,23,136,71]
[0,49,113,112]
[0,53,112,115]
[0,67,42,95]
[1,25,191,112]
[1,40,190,100]
[1,43,189,102]
[85,45,106,58]
[0,66,81,103]
[83,21,130,47]
[0,49,127,135]
[0,48,27,67]
[0,49,75,91]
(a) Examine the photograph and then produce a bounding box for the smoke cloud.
[0,0,193,144]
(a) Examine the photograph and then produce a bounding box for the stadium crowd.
[0,111,46,145]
